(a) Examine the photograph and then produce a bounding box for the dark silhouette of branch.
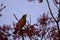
[13,14,19,21]
[46,0,56,22]
[53,0,58,9]
[1,3,3,7]
[0,3,6,17]
[20,30,24,40]
[0,3,6,12]
[22,35,24,40]
[29,15,31,25]
[46,0,60,33]
[0,13,2,17]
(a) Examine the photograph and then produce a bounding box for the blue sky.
[0,0,58,26]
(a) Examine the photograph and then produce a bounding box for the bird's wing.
[16,18,26,29]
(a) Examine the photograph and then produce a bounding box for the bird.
[16,14,27,38]
[13,14,27,34]
[16,14,27,30]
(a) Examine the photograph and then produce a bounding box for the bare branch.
[46,0,60,33]
[46,0,56,22]
[0,3,6,12]
[29,15,31,25]
[13,14,19,21]
[53,0,58,9]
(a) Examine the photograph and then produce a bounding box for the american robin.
[16,14,27,30]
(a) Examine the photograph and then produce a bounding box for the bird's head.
[22,14,27,18]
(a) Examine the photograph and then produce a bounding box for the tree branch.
[46,0,56,22]
[0,3,6,12]
[29,15,31,25]
[46,0,60,33]
[53,0,58,9]
[13,14,19,21]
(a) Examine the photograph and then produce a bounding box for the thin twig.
[20,30,24,40]
[29,15,31,25]
[46,0,60,32]
[22,35,24,40]
[59,0,60,8]
[0,3,6,12]
[13,14,19,21]
[53,0,58,9]
[56,21,60,32]
[46,0,56,22]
